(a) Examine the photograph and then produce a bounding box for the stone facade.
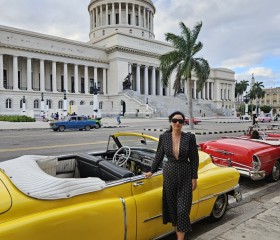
[0,0,236,118]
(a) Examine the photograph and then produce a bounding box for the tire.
[267,160,280,182]
[84,125,91,131]
[58,125,65,132]
[209,193,228,221]
[95,123,100,129]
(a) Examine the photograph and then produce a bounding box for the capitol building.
[0,0,236,118]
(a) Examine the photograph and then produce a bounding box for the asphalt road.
[0,119,278,239]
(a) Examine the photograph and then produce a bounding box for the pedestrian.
[116,114,121,125]
[252,112,257,126]
[143,111,199,240]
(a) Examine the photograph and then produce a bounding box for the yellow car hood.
[0,178,12,214]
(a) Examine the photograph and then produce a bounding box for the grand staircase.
[122,91,220,118]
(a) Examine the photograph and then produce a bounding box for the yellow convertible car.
[0,132,241,240]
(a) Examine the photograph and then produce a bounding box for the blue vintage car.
[49,116,101,131]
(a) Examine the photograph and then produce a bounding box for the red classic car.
[185,117,201,125]
[199,137,280,182]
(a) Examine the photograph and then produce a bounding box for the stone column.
[95,8,98,27]
[203,84,206,99]
[52,61,57,92]
[106,4,108,25]
[74,64,78,93]
[143,8,146,28]
[94,67,98,85]
[103,68,107,94]
[138,5,141,26]
[212,82,214,100]
[0,54,3,89]
[64,63,68,93]
[159,70,163,96]
[40,59,45,92]
[152,66,156,95]
[27,58,32,91]
[100,5,103,26]
[126,3,128,24]
[136,64,140,94]
[90,10,93,30]
[132,4,135,25]
[144,65,148,95]
[84,65,89,94]
[112,3,115,25]
[13,56,19,90]
[119,2,121,24]
[194,80,197,99]
[93,9,95,27]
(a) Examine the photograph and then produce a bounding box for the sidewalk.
[195,185,280,240]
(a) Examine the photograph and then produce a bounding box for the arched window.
[80,101,85,105]
[58,100,63,109]
[5,98,12,109]
[99,101,103,109]
[34,99,39,109]
[90,101,94,106]
[47,99,52,109]
[69,100,74,106]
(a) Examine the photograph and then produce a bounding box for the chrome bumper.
[233,184,242,202]
[238,169,266,180]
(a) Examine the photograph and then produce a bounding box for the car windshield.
[107,134,159,151]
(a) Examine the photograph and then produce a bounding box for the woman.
[144,111,199,240]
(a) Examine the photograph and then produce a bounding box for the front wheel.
[209,193,228,221]
[268,160,280,182]
[58,125,65,132]
[84,125,91,131]
[95,123,100,129]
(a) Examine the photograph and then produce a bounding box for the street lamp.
[243,92,250,117]
[63,90,68,117]
[22,96,26,114]
[40,93,45,117]
[93,81,101,118]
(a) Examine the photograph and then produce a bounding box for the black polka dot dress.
[151,131,199,233]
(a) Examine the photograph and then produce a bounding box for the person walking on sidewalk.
[116,114,121,125]
[144,111,199,240]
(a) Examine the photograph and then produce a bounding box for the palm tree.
[159,21,210,129]
[239,80,249,96]
[250,81,265,115]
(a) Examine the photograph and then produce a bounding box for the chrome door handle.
[133,181,144,186]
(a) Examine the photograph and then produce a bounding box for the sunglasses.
[171,118,184,124]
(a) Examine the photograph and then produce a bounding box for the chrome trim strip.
[197,184,240,203]
[143,214,162,223]
[120,198,127,240]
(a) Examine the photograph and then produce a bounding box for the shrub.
[0,115,36,122]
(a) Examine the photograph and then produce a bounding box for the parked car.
[257,115,272,122]
[49,116,101,131]
[185,117,201,125]
[199,137,280,182]
[0,132,241,240]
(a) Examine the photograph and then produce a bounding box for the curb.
[143,128,270,135]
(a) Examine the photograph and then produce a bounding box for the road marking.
[0,140,108,152]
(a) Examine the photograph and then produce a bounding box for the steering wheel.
[112,146,131,167]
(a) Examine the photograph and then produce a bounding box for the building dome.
[88,0,156,42]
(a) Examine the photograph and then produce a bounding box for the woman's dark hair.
[251,130,260,139]
[167,111,185,132]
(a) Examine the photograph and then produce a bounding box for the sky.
[0,0,279,89]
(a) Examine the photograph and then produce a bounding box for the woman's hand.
[143,172,153,179]
[192,179,197,191]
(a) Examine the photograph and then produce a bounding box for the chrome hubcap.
[272,161,280,180]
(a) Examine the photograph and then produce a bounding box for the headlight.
[252,155,261,171]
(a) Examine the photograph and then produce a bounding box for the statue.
[123,73,132,90]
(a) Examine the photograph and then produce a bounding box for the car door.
[131,172,199,240]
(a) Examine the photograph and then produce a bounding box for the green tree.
[159,21,210,129]
[249,81,265,114]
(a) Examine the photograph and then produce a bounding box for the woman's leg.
[176,230,185,240]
